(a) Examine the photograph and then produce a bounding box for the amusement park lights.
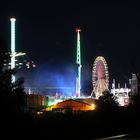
[91,56,109,99]
[76,28,81,97]
[91,103,96,110]
[10,18,16,82]
[10,18,26,83]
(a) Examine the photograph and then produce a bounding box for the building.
[25,94,48,111]
[50,99,96,112]
[130,73,139,96]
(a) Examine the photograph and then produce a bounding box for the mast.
[10,18,16,82]
[75,28,81,97]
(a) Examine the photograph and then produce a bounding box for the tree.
[98,90,119,111]
[0,36,26,115]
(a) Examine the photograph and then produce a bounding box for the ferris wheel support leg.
[91,90,95,98]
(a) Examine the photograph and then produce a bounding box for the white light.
[91,104,96,110]
[10,18,16,83]
[10,18,16,22]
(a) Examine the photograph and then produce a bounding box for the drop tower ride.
[10,18,16,82]
[75,28,81,97]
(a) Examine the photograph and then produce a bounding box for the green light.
[76,28,81,97]
[48,99,55,107]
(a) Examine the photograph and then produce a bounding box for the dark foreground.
[1,106,140,140]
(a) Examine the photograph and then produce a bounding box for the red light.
[124,98,129,104]
[76,28,81,32]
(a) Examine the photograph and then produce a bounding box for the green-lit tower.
[10,18,16,82]
[10,18,26,83]
[75,28,81,97]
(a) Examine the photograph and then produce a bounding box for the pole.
[10,18,16,82]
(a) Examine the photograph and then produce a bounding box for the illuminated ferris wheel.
[91,56,109,99]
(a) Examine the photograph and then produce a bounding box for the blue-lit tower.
[75,28,81,97]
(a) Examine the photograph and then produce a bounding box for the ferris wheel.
[91,56,109,99]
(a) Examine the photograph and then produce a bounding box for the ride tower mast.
[75,28,81,97]
[10,18,16,82]
[10,18,26,83]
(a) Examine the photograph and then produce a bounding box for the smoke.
[23,63,76,96]
[17,59,93,96]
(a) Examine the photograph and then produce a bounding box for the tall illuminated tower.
[75,28,81,97]
[10,18,16,82]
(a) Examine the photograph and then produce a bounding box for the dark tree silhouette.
[97,90,119,112]
[0,36,26,115]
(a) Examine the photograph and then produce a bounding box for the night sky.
[0,1,140,94]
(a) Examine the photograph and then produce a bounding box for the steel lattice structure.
[75,28,81,97]
[91,56,109,99]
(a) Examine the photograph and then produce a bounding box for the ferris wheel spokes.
[91,56,109,99]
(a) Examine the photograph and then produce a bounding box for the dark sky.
[0,0,140,94]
